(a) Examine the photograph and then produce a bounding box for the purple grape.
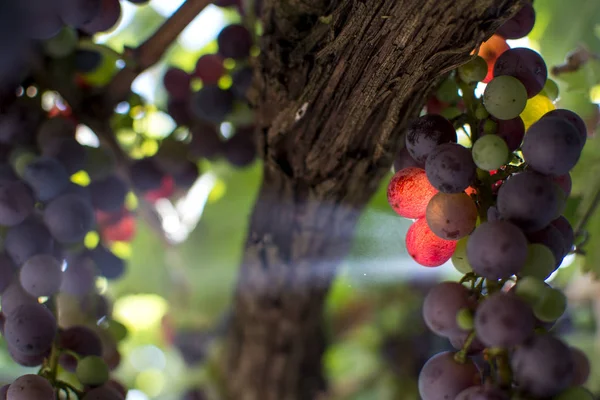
[173,329,212,366]
[418,351,481,400]
[89,245,125,280]
[486,205,501,222]
[36,117,76,150]
[23,156,70,202]
[61,253,98,297]
[168,98,193,126]
[423,282,475,337]
[59,0,101,26]
[7,374,54,399]
[82,385,125,400]
[394,146,423,172]
[182,388,207,400]
[231,67,253,100]
[5,217,55,266]
[0,180,34,226]
[544,109,587,148]
[527,224,566,267]
[466,221,528,280]
[570,346,590,386]
[163,67,191,101]
[8,344,49,367]
[480,117,525,152]
[44,137,87,175]
[74,49,103,73]
[493,48,547,98]
[456,385,509,400]
[522,117,582,176]
[80,0,121,34]
[172,161,200,189]
[189,122,224,160]
[217,24,252,59]
[130,158,164,193]
[43,193,95,243]
[496,171,561,232]
[425,143,475,193]
[19,254,63,297]
[23,0,63,40]
[4,303,57,355]
[0,280,38,317]
[190,85,234,124]
[511,335,574,397]
[474,292,534,347]
[405,114,457,164]
[551,216,574,256]
[0,384,8,399]
[0,253,16,294]
[224,130,257,167]
[59,326,103,371]
[89,174,128,212]
[496,3,535,40]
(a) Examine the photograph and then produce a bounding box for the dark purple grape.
[522,117,582,176]
[59,0,101,26]
[544,109,587,148]
[423,282,475,337]
[0,254,16,294]
[474,292,534,347]
[173,329,213,366]
[189,122,223,160]
[36,117,76,151]
[23,0,63,40]
[8,344,49,367]
[0,384,8,398]
[43,193,95,243]
[0,280,38,317]
[80,293,111,319]
[231,67,253,100]
[405,114,457,164]
[182,388,207,400]
[0,164,17,181]
[467,221,528,279]
[553,173,572,197]
[190,85,234,124]
[456,385,509,400]
[19,254,62,297]
[125,0,150,3]
[480,117,525,152]
[80,0,122,33]
[59,326,103,371]
[4,303,57,355]
[418,351,481,400]
[493,48,547,98]
[5,218,55,266]
[82,385,124,400]
[425,143,475,193]
[511,335,574,397]
[570,346,590,386]
[89,175,128,212]
[214,0,238,6]
[173,161,200,189]
[89,245,125,280]
[496,171,561,232]
[0,180,34,226]
[551,216,574,256]
[394,146,423,172]
[130,158,164,193]
[163,68,191,101]
[6,374,54,399]
[496,3,535,40]
[194,54,225,84]
[43,137,87,175]
[224,129,256,167]
[168,98,193,126]
[74,49,103,73]
[487,205,501,222]
[61,253,97,297]
[527,224,566,267]
[22,156,70,202]
[217,24,252,59]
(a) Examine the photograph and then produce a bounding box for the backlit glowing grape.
[426,192,477,240]
[406,218,457,267]
[520,94,555,130]
[387,167,437,219]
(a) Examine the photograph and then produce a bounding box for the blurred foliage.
[2,1,600,399]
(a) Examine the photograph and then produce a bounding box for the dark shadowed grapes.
[217,24,252,59]
[474,292,534,347]
[425,143,476,193]
[405,114,457,164]
[493,48,547,98]
[496,3,535,40]
[190,85,234,124]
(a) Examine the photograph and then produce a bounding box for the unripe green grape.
[44,26,78,58]
[106,319,128,342]
[482,119,497,135]
[475,104,489,120]
[76,356,110,386]
[483,75,528,120]
[541,79,560,102]
[458,56,488,83]
[456,308,474,330]
[452,237,472,274]
[436,77,461,104]
[520,244,556,281]
[553,386,594,400]
[534,287,567,322]
[472,135,509,171]
[514,276,549,307]
[440,106,462,120]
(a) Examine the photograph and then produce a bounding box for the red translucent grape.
[406,218,457,267]
[194,54,225,85]
[387,167,438,219]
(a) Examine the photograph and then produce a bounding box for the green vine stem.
[454,330,477,364]
[494,350,513,388]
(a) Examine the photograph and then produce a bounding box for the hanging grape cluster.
[388,3,594,399]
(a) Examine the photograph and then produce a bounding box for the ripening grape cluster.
[388,3,594,399]
[163,20,259,168]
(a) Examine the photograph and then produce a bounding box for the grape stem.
[454,330,476,364]
[105,0,213,106]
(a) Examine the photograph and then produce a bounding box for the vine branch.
[105,0,212,106]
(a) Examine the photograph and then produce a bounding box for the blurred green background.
[2,1,600,399]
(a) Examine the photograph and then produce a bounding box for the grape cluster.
[388,4,594,399]
[163,22,258,168]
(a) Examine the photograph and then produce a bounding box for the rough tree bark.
[227,0,523,399]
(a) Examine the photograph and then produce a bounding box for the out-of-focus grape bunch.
[388,3,595,399]
[0,0,260,398]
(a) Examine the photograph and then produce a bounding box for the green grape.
[436,77,461,104]
[534,287,567,322]
[44,26,78,58]
[553,386,594,400]
[106,319,128,342]
[514,276,549,307]
[475,104,489,120]
[482,119,497,135]
[77,41,121,87]
[76,356,110,386]
[452,237,472,274]
[456,308,474,330]
[458,56,488,83]
[440,106,462,120]
[483,75,528,120]
[553,183,567,219]
[472,135,509,171]
[541,79,560,102]
[519,244,556,281]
